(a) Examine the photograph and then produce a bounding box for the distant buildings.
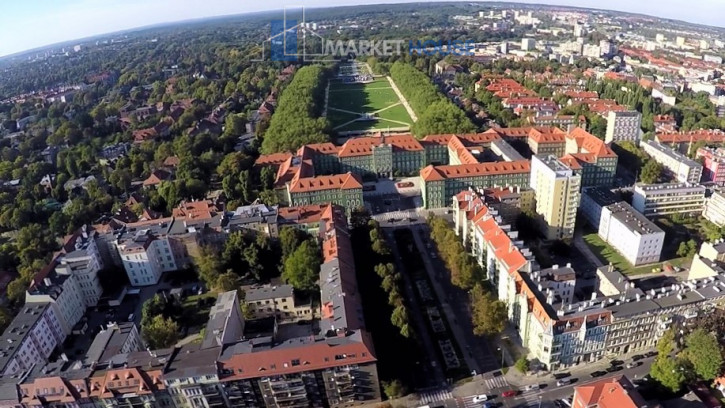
[521,38,536,51]
[656,129,725,154]
[604,110,641,143]
[632,183,707,218]
[529,155,581,240]
[641,140,703,184]
[697,147,725,184]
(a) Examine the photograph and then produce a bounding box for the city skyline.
[1,0,725,58]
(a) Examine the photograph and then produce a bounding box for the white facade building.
[599,202,665,265]
[641,140,703,184]
[521,38,536,51]
[704,190,725,227]
[26,271,86,337]
[632,183,707,218]
[604,110,642,143]
[55,230,104,307]
[0,303,65,376]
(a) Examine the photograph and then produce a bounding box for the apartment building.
[641,140,702,184]
[604,110,642,143]
[286,172,364,211]
[0,303,65,376]
[632,183,707,218]
[580,186,619,229]
[54,228,105,307]
[244,284,315,322]
[454,191,725,371]
[572,376,648,408]
[696,146,725,184]
[561,127,618,187]
[599,202,665,266]
[530,155,581,240]
[421,161,531,208]
[656,129,725,154]
[479,186,536,225]
[228,203,279,237]
[483,126,567,157]
[704,190,725,227]
[26,267,86,337]
[84,322,141,366]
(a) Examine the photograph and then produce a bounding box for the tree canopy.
[390,62,475,137]
[282,240,322,291]
[260,65,330,153]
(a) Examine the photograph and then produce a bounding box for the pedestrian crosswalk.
[484,374,508,390]
[459,395,487,408]
[418,388,453,405]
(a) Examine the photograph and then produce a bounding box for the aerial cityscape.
[4,1,725,408]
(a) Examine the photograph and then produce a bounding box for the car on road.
[632,354,645,361]
[524,384,540,392]
[556,378,572,386]
[606,365,624,373]
[590,370,607,378]
[481,404,494,408]
[645,351,658,358]
[560,397,572,407]
[472,395,488,403]
[610,359,624,366]
[553,372,571,379]
[626,362,641,369]
[502,390,517,397]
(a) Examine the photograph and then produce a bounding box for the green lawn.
[583,232,689,276]
[181,292,218,330]
[327,77,412,131]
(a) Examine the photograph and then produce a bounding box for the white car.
[525,384,540,391]
[472,394,489,403]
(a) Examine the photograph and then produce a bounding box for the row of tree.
[260,65,331,154]
[389,61,475,137]
[369,220,411,338]
[427,215,484,289]
[427,216,508,337]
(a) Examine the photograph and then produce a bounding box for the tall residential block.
[605,110,642,143]
[530,155,581,240]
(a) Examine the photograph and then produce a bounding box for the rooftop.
[605,202,664,235]
[245,285,294,302]
[642,140,701,168]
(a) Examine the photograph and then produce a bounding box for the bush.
[515,357,530,373]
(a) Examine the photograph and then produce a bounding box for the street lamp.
[538,395,542,408]
[497,347,505,369]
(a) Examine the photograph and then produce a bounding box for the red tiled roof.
[337,135,423,158]
[421,161,530,181]
[573,376,647,408]
[255,152,293,167]
[278,204,331,225]
[288,172,363,193]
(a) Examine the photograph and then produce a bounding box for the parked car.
[502,390,517,397]
[645,351,658,358]
[610,360,624,366]
[556,378,572,386]
[632,354,645,361]
[472,395,488,403]
[561,397,573,407]
[626,362,641,369]
[606,365,623,373]
[590,370,607,378]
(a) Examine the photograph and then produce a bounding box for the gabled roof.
[421,161,531,181]
[143,169,172,187]
[288,172,362,193]
[255,152,294,167]
[567,127,615,157]
[574,375,647,408]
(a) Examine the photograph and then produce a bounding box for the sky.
[1,0,724,57]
